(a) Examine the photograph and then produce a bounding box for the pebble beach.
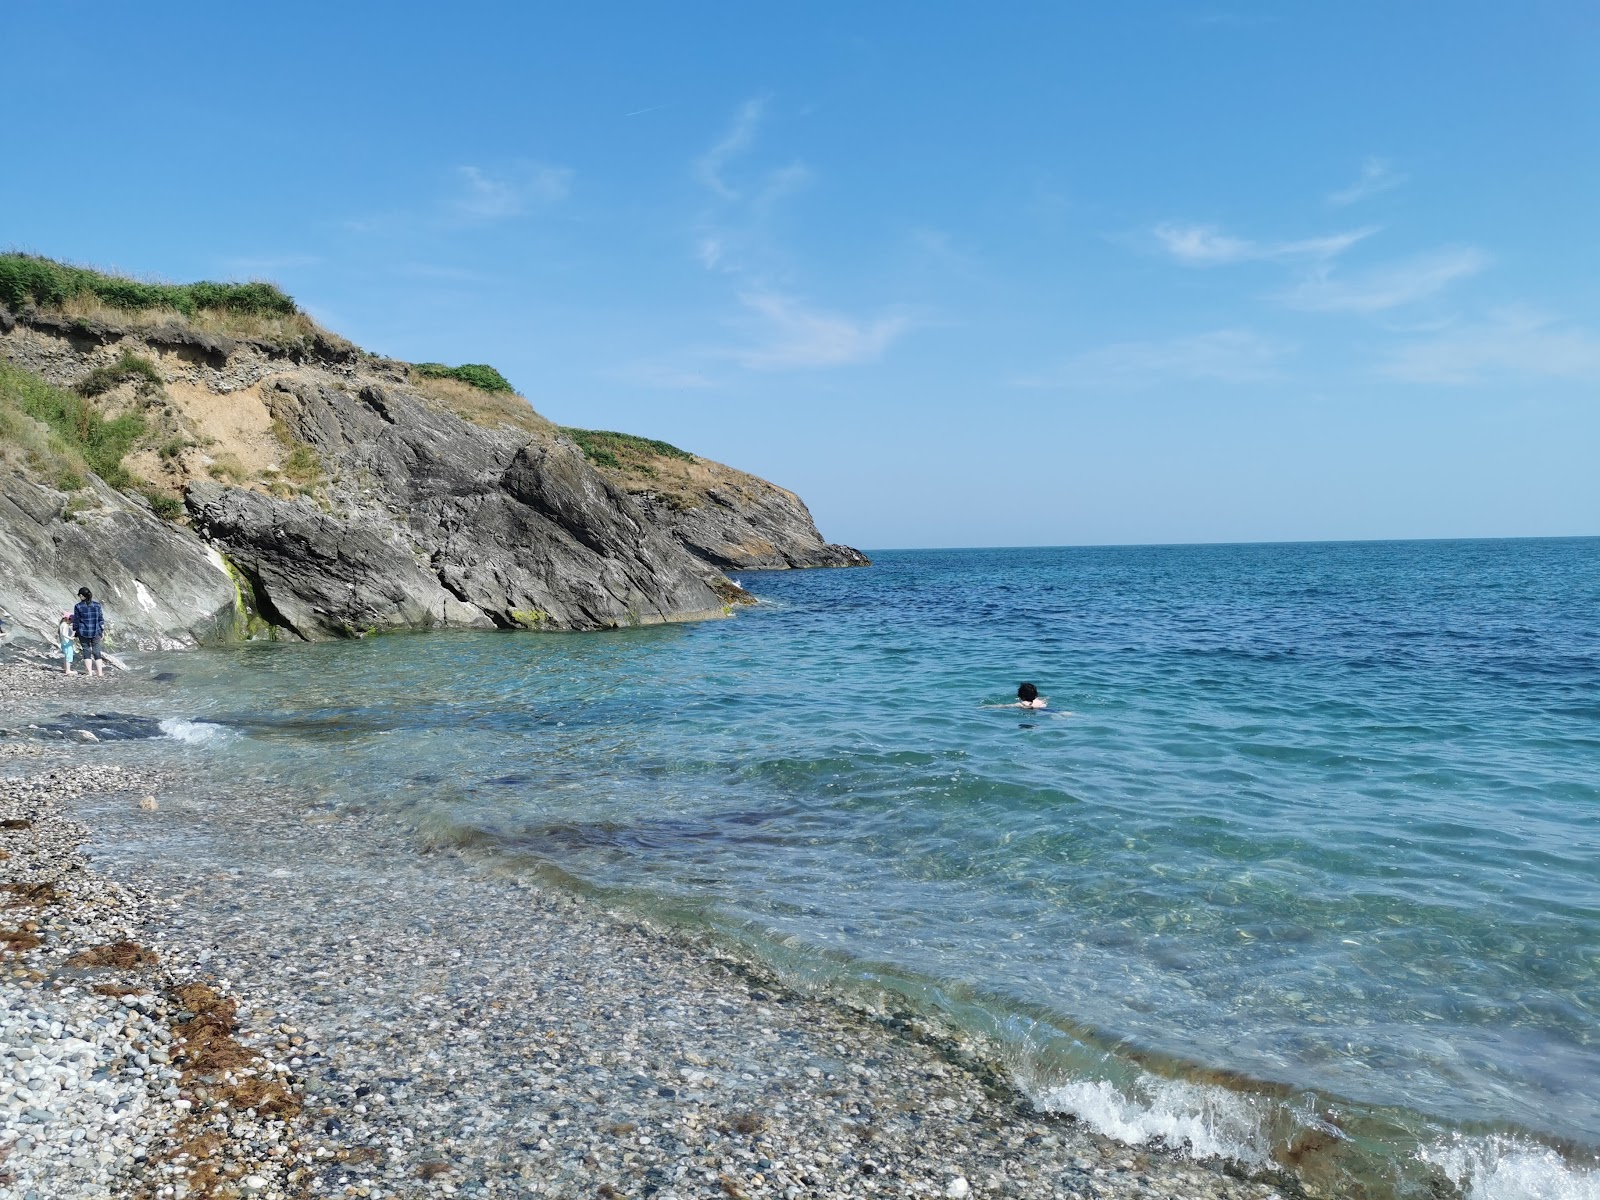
[0,656,1302,1200]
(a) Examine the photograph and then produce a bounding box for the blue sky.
[3,2,1596,549]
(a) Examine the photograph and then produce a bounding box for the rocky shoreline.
[1,658,1295,1200]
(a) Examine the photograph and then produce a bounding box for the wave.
[1035,1075,1275,1166]
[1035,1072,1600,1200]
[157,717,234,745]
[1425,1135,1600,1200]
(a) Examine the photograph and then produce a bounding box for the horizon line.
[852,532,1599,555]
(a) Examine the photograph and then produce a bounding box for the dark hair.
[77,587,92,600]
[1017,682,1038,702]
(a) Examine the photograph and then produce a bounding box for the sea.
[77,539,1600,1199]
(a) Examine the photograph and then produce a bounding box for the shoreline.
[0,657,1300,1200]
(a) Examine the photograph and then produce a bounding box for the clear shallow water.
[104,540,1600,1198]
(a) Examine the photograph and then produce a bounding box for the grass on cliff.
[0,360,144,489]
[0,252,344,349]
[0,253,296,319]
[76,350,164,398]
[411,361,515,393]
[0,359,183,519]
[409,371,551,437]
[561,427,694,471]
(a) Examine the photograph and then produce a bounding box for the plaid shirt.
[72,600,105,639]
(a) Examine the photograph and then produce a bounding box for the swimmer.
[983,682,1049,710]
[1014,682,1047,709]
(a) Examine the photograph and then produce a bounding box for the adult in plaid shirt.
[71,586,108,678]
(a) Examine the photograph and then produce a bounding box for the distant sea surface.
[125,540,1600,1200]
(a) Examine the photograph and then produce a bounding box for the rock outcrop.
[0,471,238,650]
[564,435,870,571]
[0,302,859,649]
[626,464,870,572]
[184,376,725,639]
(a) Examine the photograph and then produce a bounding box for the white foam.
[1036,1077,1272,1166]
[1425,1135,1600,1200]
[158,718,233,745]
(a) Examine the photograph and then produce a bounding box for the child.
[1014,682,1047,709]
[59,612,77,675]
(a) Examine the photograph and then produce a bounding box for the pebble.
[1,658,1300,1200]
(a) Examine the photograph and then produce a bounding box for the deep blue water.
[112,539,1600,1198]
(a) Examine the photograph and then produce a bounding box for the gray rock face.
[635,479,871,571]
[0,471,238,651]
[2,309,852,646]
[185,376,728,638]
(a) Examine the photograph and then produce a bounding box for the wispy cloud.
[346,162,572,235]
[451,163,572,222]
[691,98,811,278]
[754,161,812,210]
[731,291,912,370]
[217,253,320,277]
[1019,329,1294,389]
[1328,157,1405,207]
[605,363,717,389]
[1277,246,1487,312]
[695,98,766,199]
[1380,308,1600,384]
[1153,222,1376,266]
[685,102,906,373]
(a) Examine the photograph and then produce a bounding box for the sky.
[2,2,1596,550]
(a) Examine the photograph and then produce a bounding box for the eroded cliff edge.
[0,268,864,649]
[561,429,871,572]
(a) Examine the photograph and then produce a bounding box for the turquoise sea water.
[111,539,1600,1199]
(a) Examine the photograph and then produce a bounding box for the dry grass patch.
[52,293,350,351]
[408,371,552,437]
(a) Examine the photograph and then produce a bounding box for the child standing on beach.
[58,612,76,675]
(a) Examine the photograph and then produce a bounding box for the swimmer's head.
[1017,682,1038,703]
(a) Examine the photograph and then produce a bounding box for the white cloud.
[691,99,812,278]
[1380,308,1600,384]
[218,253,320,276]
[606,363,717,389]
[696,237,725,270]
[754,161,812,210]
[1328,158,1405,207]
[695,98,765,199]
[1020,329,1293,388]
[452,163,572,222]
[1277,246,1487,312]
[1153,222,1376,267]
[731,291,911,370]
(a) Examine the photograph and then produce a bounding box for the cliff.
[561,429,871,571]
[0,257,864,650]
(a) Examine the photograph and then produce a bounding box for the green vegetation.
[561,427,695,471]
[143,491,184,520]
[270,419,323,488]
[281,443,321,484]
[206,453,249,483]
[411,362,515,393]
[0,253,296,318]
[0,359,144,489]
[76,351,163,398]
